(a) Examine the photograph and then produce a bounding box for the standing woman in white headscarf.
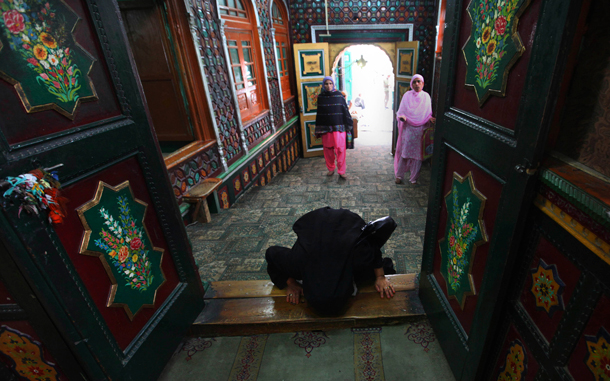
[394,74,436,184]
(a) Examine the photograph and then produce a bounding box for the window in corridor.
[219,0,267,122]
[272,1,293,100]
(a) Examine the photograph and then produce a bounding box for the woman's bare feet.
[327,170,334,176]
[395,178,401,184]
[339,173,347,179]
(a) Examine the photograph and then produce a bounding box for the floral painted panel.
[77,181,165,320]
[529,258,565,317]
[462,0,531,106]
[0,325,60,380]
[584,327,610,380]
[0,0,97,119]
[497,340,527,381]
[439,172,488,309]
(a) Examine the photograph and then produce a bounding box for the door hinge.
[514,159,538,175]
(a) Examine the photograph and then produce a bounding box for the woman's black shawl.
[266,207,383,315]
[314,90,354,135]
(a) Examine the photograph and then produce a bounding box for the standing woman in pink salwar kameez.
[315,76,353,179]
[394,74,436,184]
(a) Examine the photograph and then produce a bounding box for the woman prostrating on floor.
[265,207,397,316]
[315,76,354,179]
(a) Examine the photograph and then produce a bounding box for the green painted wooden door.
[0,1,204,379]
[418,0,582,379]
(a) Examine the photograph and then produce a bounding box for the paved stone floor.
[187,128,431,286]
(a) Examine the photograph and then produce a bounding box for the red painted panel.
[567,294,610,379]
[433,147,502,335]
[519,236,581,344]
[490,324,540,380]
[0,0,122,146]
[451,0,542,130]
[53,156,180,350]
[0,320,68,380]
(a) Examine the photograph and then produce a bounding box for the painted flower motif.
[481,26,492,43]
[27,365,44,375]
[487,40,497,55]
[476,37,481,48]
[585,329,610,380]
[109,250,117,258]
[33,44,47,60]
[118,246,129,262]
[132,254,138,262]
[495,16,507,35]
[3,10,25,34]
[39,32,57,49]
[130,237,143,250]
[449,236,456,247]
[27,57,38,66]
[47,54,58,66]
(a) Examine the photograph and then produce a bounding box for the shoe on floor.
[327,171,334,176]
[410,180,417,184]
[395,178,401,184]
[339,174,347,179]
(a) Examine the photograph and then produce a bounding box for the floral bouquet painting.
[94,195,154,292]
[0,0,96,117]
[446,187,479,292]
[439,173,487,308]
[78,182,165,319]
[462,0,530,105]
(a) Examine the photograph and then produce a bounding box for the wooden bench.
[182,178,223,223]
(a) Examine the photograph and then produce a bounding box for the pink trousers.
[322,132,346,175]
[395,157,422,183]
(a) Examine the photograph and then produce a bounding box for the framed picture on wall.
[298,50,325,78]
[396,80,411,103]
[397,48,416,77]
[301,82,322,115]
[304,120,322,151]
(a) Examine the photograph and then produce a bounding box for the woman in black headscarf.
[265,207,396,316]
[315,76,353,179]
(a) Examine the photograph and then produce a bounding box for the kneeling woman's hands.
[375,275,395,299]
[286,277,304,305]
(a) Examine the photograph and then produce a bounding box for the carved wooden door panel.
[0,1,204,380]
[418,0,580,379]
[293,42,329,158]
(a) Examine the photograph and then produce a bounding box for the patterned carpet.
[158,318,455,381]
[187,131,430,285]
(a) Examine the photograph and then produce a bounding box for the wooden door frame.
[118,0,215,143]
[162,0,216,143]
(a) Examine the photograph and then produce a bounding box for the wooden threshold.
[191,274,424,337]
[204,273,417,299]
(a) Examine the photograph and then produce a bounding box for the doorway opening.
[332,44,395,146]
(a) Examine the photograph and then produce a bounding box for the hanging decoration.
[0,0,98,119]
[0,167,67,224]
[77,181,165,320]
[462,0,531,106]
[439,171,488,309]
